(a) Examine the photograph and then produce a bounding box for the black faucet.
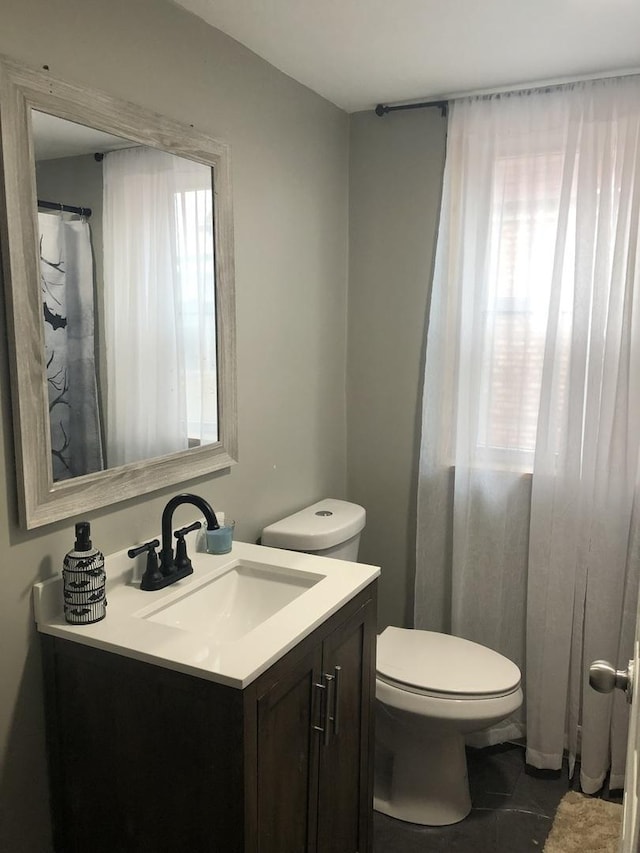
[159,493,219,576]
[128,493,220,591]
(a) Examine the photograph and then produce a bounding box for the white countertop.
[33,539,379,689]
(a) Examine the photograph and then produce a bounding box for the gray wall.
[0,2,348,850]
[347,108,447,630]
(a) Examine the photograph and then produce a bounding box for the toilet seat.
[376,627,521,700]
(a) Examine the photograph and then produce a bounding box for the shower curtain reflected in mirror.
[39,211,104,481]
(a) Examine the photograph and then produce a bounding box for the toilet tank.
[261,499,366,562]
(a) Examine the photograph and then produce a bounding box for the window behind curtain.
[476,149,575,469]
[174,186,217,446]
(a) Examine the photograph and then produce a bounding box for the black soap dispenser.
[62,521,107,625]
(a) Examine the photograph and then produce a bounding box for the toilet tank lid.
[262,499,366,551]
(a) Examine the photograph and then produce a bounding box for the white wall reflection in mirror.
[33,111,218,482]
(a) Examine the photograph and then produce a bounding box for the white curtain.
[416,77,640,792]
[103,146,216,467]
[39,212,103,480]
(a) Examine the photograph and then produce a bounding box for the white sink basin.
[33,540,379,687]
[143,559,324,641]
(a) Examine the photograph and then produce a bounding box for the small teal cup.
[205,521,235,555]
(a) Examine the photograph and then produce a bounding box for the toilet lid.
[376,627,521,699]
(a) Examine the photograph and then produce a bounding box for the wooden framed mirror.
[0,56,237,528]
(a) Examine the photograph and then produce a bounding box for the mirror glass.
[33,110,218,482]
[0,56,237,528]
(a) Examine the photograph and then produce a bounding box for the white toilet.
[262,499,523,827]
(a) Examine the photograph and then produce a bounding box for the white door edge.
[620,641,640,849]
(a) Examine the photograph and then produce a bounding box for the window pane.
[477,151,574,463]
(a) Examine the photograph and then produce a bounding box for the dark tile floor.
[373,743,623,852]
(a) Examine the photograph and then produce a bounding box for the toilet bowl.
[374,626,522,825]
[262,499,523,827]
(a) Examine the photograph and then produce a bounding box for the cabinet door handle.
[323,673,335,746]
[313,669,341,745]
[313,679,327,738]
[332,665,342,736]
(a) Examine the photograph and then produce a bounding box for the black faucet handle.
[174,521,202,539]
[128,539,163,591]
[127,539,160,559]
[173,522,201,572]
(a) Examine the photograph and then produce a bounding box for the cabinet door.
[256,643,324,853]
[316,600,376,853]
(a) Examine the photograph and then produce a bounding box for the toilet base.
[374,730,471,826]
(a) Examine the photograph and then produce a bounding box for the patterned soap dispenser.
[62,521,106,625]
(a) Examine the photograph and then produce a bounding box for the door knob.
[589,659,634,702]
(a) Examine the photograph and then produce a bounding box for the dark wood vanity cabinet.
[254,590,376,853]
[41,582,377,853]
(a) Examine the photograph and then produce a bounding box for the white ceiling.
[174,0,640,112]
[32,111,131,160]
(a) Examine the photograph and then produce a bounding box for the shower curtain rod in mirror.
[37,199,92,218]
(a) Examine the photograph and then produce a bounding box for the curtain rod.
[375,99,448,117]
[37,199,92,218]
[374,66,640,117]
